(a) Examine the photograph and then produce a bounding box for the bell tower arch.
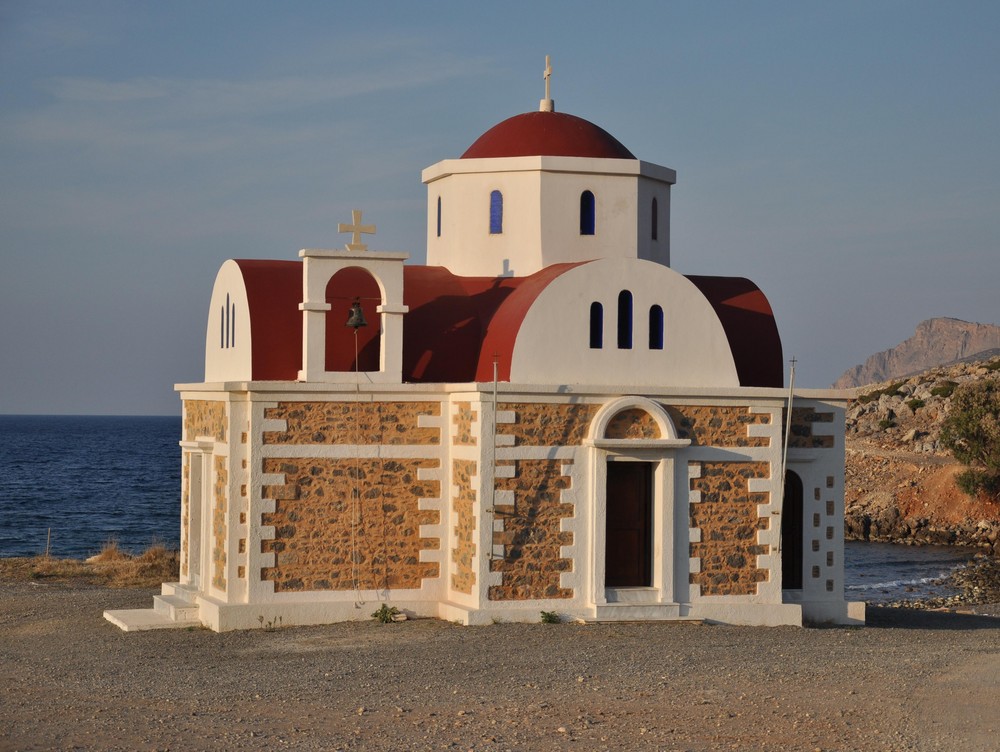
[297,211,408,383]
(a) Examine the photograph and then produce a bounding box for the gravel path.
[2,582,999,751]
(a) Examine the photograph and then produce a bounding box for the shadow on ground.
[866,605,1000,630]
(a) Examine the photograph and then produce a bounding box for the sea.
[0,415,977,604]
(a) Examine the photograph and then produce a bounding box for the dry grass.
[0,541,179,589]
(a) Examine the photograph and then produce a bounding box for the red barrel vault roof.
[232,261,782,388]
[461,111,635,160]
[685,275,784,388]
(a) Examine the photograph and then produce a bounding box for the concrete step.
[104,608,201,632]
[591,603,699,622]
[153,594,200,622]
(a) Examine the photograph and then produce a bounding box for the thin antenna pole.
[781,357,797,484]
[777,357,797,555]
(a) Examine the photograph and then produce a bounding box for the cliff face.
[844,357,1000,551]
[834,318,1000,389]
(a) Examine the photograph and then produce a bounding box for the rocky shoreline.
[881,554,1000,611]
[844,357,1000,554]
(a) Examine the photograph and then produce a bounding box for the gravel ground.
[2,582,999,752]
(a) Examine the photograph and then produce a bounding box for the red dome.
[461,111,635,160]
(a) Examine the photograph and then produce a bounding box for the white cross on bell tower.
[337,209,376,252]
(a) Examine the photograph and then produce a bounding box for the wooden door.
[605,462,653,587]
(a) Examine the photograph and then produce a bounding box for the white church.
[107,61,864,631]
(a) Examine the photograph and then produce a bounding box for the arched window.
[580,190,595,235]
[617,290,632,349]
[436,196,442,237]
[489,190,503,234]
[649,305,663,349]
[651,197,658,240]
[589,302,603,349]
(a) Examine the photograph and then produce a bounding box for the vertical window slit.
[489,190,503,234]
[589,302,603,349]
[649,305,663,349]
[617,290,633,349]
[580,190,595,235]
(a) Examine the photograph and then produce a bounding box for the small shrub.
[883,382,906,397]
[257,615,283,631]
[941,376,1000,498]
[930,381,958,398]
[540,610,560,624]
[878,418,896,430]
[955,469,1000,497]
[906,398,925,412]
[372,604,401,623]
[985,360,1000,372]
[89,539,127,563]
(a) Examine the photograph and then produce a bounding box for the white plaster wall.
[424,156,675,277]
[636,175,670,267]
[509,258,740,387]
[425,164,542,278]
[537,170,639,268]
[204,260,252,382]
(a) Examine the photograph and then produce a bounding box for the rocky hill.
[844,356,1000,552]
[834,318,1000,389]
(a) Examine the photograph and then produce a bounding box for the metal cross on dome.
[338,209,376,252]
[540,54,554,112]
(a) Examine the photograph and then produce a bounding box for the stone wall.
[604,408,661,439]
[489,459,574,601]
[788,407,835,449]
[261,457,440,592]
[689,461,770,596]
[498,403,598,447]
[184,400,227,442]
[451,459,477,594]
[263,401,440,446]
[212,455,228,592]
[452,402,477,447]
[666,405,769,448]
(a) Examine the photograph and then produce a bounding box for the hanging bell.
[345,300,368,329]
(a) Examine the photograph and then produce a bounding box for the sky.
[1,1,998,415]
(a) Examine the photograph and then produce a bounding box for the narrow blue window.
[651,197,658,240]
[489,190,503,234]
[231,303,236,347]
[649,305,664,349]
[436,196,442,237]
[589,302,603,349]
[617,290,633,349]
[225,294,231,348]
[220,306,225,348]
[580,190,595,235]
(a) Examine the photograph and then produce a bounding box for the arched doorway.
[781,470,804,590]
